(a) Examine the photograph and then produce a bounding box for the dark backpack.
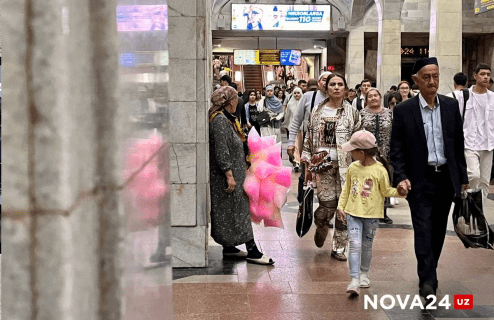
[356,97,363,111]
[451,88,470,122]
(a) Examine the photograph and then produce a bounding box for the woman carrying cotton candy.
[302,73,362,261]
[258,85,284,143]
[209,86,274,265]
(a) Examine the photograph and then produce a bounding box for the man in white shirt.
[446,72,468,103]
[352,79,371,111]
[462,63,494,198]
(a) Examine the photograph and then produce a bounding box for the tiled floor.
[173,137,494,319]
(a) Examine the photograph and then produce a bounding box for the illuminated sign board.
[234,50,302,66]
[231,4,331,31]
[401,46,429,57]
[280,50,302,66]
[258,50,281,65]
[474,0,494,14]
[117,5,168,31]
[234,50,258,65]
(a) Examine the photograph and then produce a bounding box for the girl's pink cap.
[341,130,377,152]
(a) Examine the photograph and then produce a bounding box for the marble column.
[429,0,462,94]
[345,26,365,90]
[168,0,212,267]
[2,0,123,318]
[377,19,401,95]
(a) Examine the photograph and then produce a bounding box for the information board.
[234,50,258,65]
[231,4,331,31]
[280,50,302,66]
[258,50,281,65]
[474,0,494,14]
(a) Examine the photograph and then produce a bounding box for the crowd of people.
[208,58,493,301]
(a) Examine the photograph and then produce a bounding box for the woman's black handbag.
[296,185,314,238]
[256,111,271,126]
[453,190,494,250]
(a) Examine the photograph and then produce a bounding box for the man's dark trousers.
[407,166,454,292]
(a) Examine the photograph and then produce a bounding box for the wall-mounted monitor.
[232,4,331,31]
[117,5,168,32]
[280,50,302,66]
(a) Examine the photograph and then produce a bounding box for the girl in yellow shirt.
[337,130,408,296]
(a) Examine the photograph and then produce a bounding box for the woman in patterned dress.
[301,73,362,261]
[209,86,274,265]
[360,88,394,224]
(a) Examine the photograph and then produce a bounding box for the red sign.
[327,66,335,71]
[454,295,473,310]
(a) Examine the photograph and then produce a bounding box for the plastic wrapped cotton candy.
[123,134,168,232]
[243,128,291,229]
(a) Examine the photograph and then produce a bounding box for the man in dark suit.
[390,57,469,303]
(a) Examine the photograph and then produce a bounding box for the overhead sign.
[234,50,258,65]
[231,4,331,31]
[117,5,168,31]
[475,0,494,14]
[280,50,302,66]
[258,50,280,65]
[401,46,429,57]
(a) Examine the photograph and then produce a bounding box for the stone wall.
[168,0,212,267]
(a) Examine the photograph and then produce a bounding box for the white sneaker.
[395,198,400,205]
[389,197,396,206]
[359,272,370,288]
[346,278,360,296]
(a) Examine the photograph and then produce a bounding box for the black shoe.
[294,164,300,172]
[379,216,393,224]
[329,222,333,228]
[419,284,436,306]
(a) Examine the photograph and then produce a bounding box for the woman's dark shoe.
[331,251,347,261]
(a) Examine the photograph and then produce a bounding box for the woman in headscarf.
[360,88,394,224]
[302,73,362,261]
[281,87,303,171]
[209,86,274,265]
[258,85,284,143]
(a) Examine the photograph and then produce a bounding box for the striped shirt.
[419,93,447,166]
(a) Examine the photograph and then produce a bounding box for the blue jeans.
[347,214,379,279]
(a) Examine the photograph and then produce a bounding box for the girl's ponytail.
[376,149,392,180]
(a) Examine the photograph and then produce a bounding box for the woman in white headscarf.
[281,87,303,170]
[258,85,284,143]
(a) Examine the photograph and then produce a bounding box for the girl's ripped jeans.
[347,214,379,279]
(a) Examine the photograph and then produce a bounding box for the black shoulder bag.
[256,99,271,126]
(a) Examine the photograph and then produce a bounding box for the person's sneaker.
[294,164,300,172]
[389,197,396,206]
[331,251,347,261]
[328,222,334,228]
[346,278,360,296]
[359,272,370,288]
[314,227,329,248]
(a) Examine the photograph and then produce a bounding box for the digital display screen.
[234,50,258,65]
[117,5,168,32]
[232,4,330,31]
[280,50,302,66]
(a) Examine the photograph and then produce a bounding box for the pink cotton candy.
[273,185,289,209]
[259,177,277,202]
[244,174,259,199]
[243,128,290,229]
[252,161,277,180]
[274,167,292,188]
[123,134,167,232]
